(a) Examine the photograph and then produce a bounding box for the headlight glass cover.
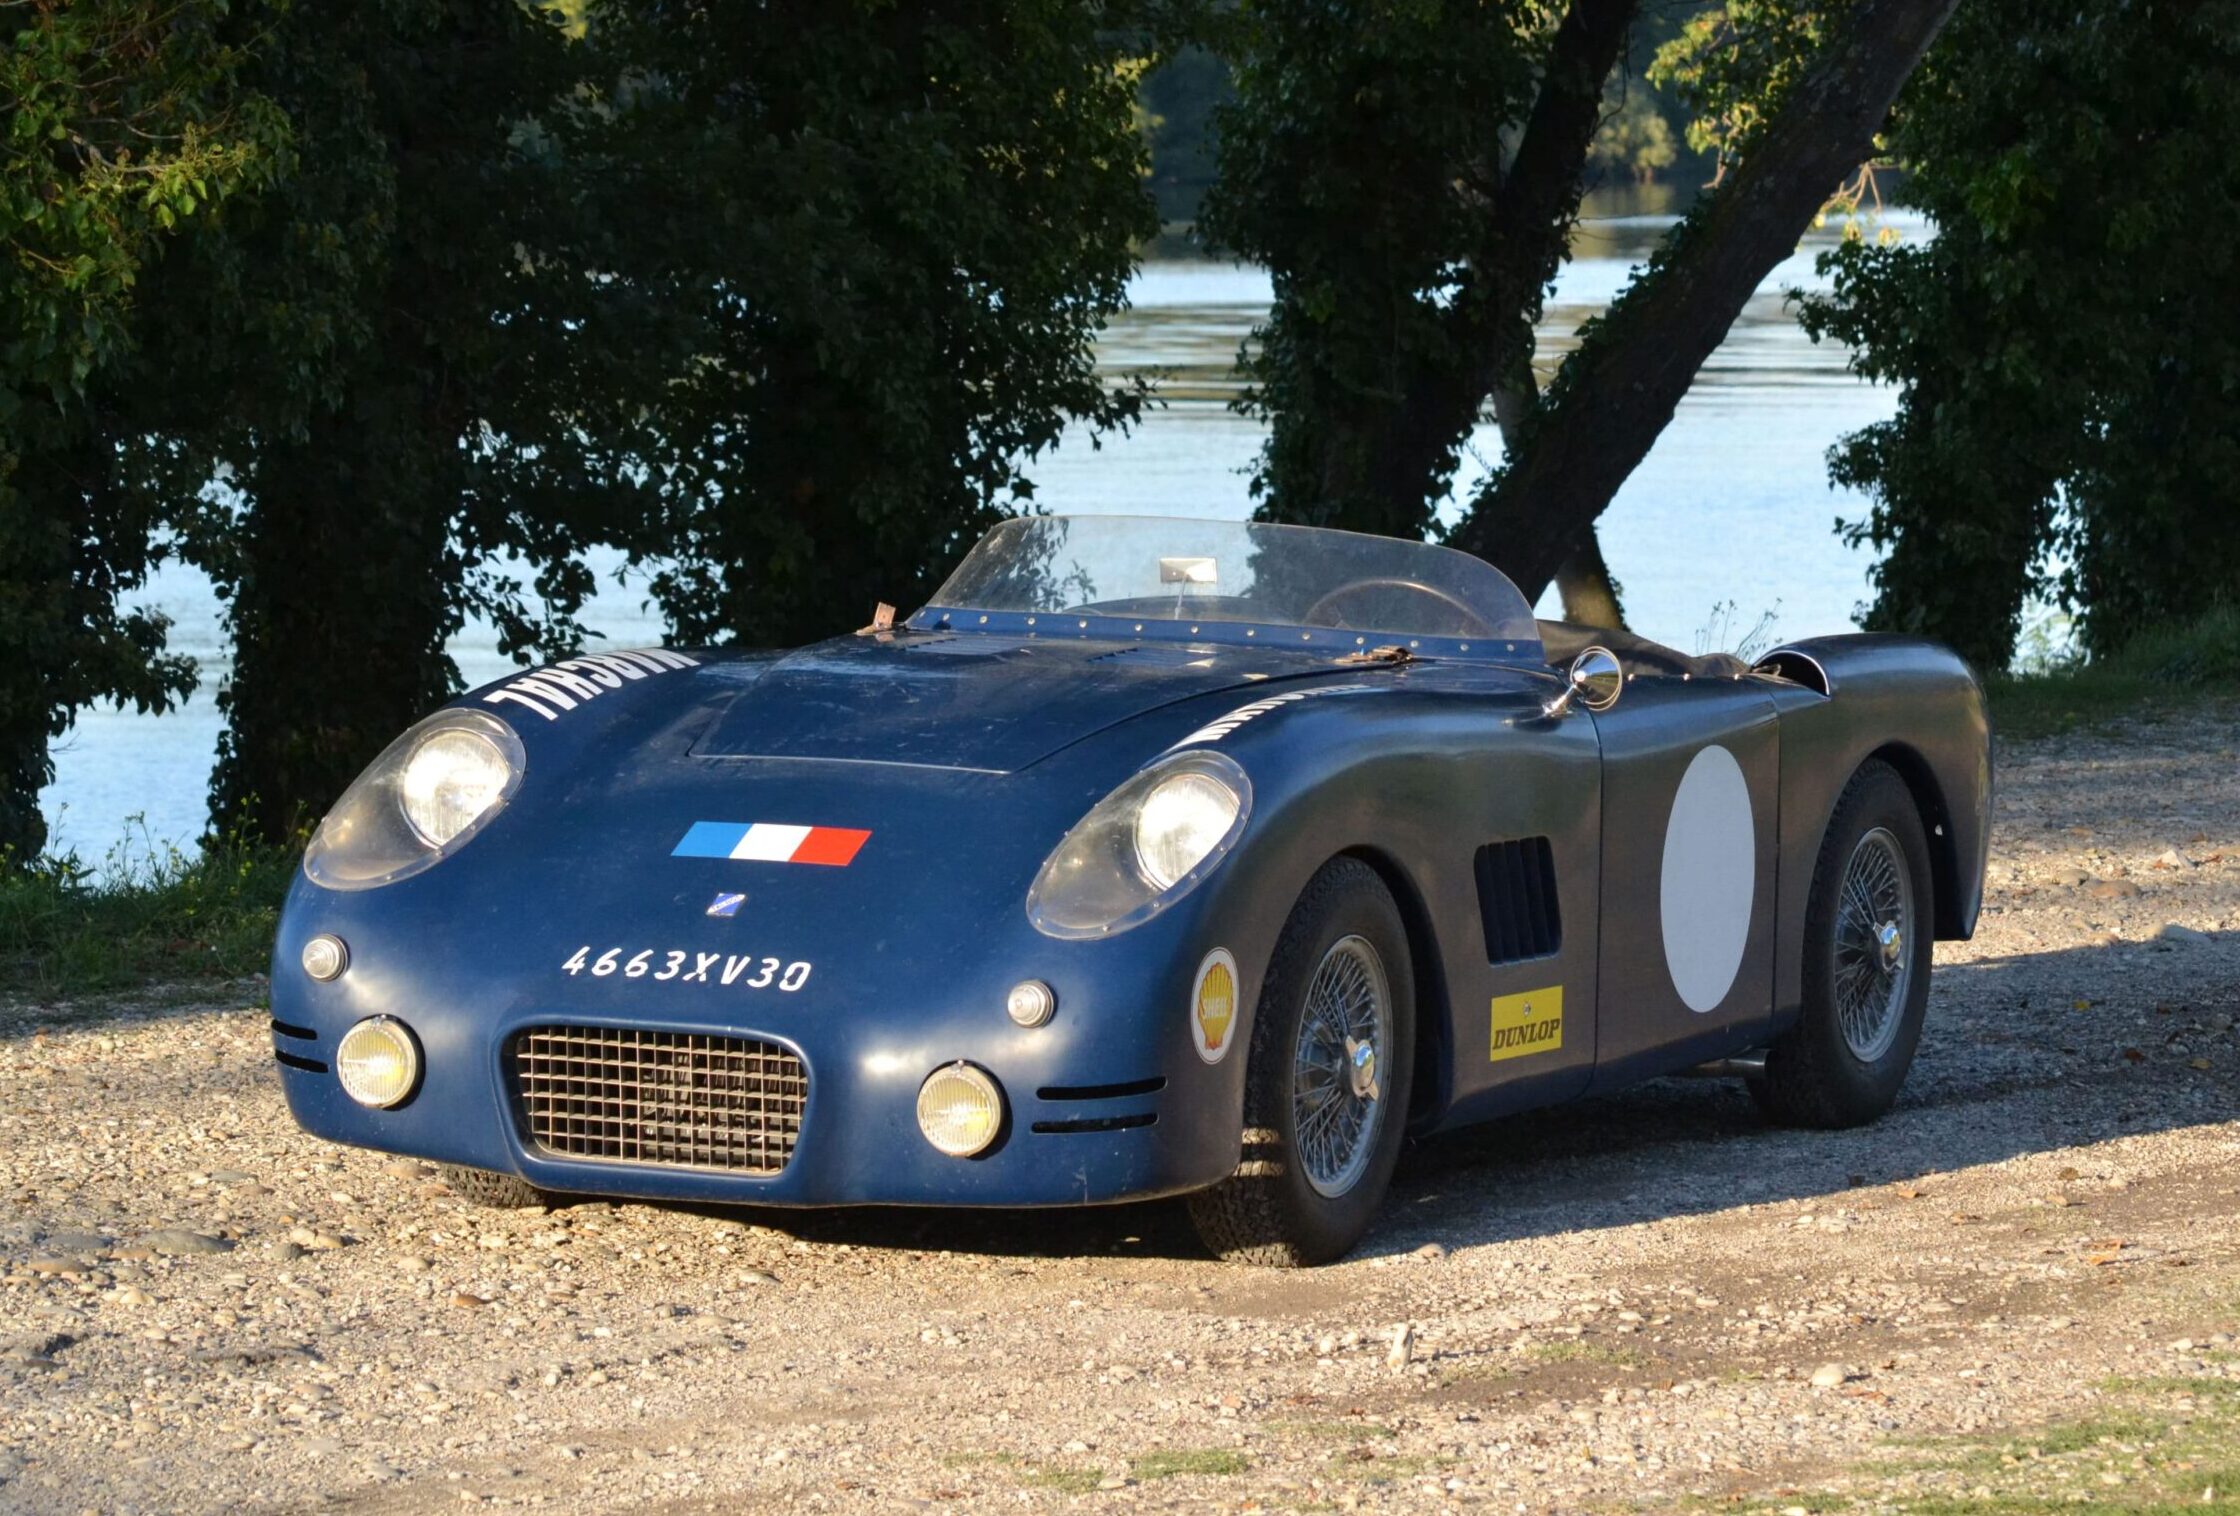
[303,709,525,891]
[1028,750,1250,939]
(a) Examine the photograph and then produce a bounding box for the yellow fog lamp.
[915,1062,1004,1157]
[335,1016,422,1109]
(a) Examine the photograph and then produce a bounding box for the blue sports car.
[271,515,1990,1264]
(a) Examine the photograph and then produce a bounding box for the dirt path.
[3,712,2237,1514]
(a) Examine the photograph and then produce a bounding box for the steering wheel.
[1300,577,1498,638]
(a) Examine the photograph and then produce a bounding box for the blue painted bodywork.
[272,602,1990,1210]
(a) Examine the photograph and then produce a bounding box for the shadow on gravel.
[659,941,2239,1269]
[0,985,265,1039]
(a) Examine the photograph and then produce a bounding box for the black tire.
[1753,760,1934,1129]
[1188,858,1416,1267]
[439,1164,551,1210]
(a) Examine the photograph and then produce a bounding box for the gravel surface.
[3,713,2237,1514]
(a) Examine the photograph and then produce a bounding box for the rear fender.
[1758,634,1991,1018]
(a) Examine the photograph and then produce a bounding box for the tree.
[1205,0,1636,555]
[126,0,651,843]
[0,0,282,861]
[1450,0,1956,601]
[1796,0,2240,671]
[1208,0,1957,624]
[582,0,1161,652]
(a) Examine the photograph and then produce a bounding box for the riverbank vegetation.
[0,826,291,1002]
[6,0,2235,881]
[1986,608,2240,743]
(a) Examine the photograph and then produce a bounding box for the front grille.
[513,1026,805,1174]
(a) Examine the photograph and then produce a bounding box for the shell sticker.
[1191,948,1240,1064]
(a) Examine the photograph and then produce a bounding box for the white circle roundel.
[1659,744,1756,1014]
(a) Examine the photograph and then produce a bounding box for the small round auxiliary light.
[916,1062,1004,1158]
[300,934,349,982]
[1005,979,1057,1028]
[335,1016,421,1109]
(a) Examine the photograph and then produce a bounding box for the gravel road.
[4,712,2237,1514]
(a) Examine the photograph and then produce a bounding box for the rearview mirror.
[1543,646,1623,718]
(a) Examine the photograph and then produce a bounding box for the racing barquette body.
[272,516,1990,1264]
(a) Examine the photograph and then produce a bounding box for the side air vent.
[1474,837,1561,964]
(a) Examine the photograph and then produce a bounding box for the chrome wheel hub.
[1292,935,1393,1199]
[1833,828,1914,1063]
[1345,1036,1379,1101]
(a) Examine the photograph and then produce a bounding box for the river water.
[39,205,1913,860]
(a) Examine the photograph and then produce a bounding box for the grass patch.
[1341,1452,1457,1486]
[1986,606,2240,740]
[1771,1373,2240,1513]
[0,823,294,1002]
[943,1452,1102,1494]
[1270,1418,1399,1444]
[1129,1448,1249,1481]
[1523,1339,1646,1368]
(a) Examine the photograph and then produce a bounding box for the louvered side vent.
[1474,837,1562,964]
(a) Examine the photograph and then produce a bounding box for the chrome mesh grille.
[513,1026,805,1174]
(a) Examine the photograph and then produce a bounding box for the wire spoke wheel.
[1290,934,1392,1199]
[1831,826,1913,1063]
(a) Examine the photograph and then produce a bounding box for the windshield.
[921,516,1540,654]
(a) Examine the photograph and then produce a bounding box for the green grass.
[1755,1372,2240,1514]
[1986,606,2240,740]
[1524,1339,1648,1368]
[0,822,295,1002]
[1129,1448,1249,1481]
[942,1452,1102,1494]
[1270,1418,1399,1444]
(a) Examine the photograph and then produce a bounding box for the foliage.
[0,821,292,1001]
[1799,0,2240,673]
[1587,79,1680,184]
[125,0,667,844]
[1202,0,1576,540]
[581,0,1162,653]
[0,0,284,862]
[1984,605,2240,742]
[1140,45,1236,223]
[1649,1,1828,170]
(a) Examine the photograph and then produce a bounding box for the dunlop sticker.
[1191,948,1240,1064]
[1490,986,1563,1063]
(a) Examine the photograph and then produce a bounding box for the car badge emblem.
[705,891,746,918]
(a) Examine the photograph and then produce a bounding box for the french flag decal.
[672,821,871,867]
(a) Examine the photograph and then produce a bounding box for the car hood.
[687,633,1355,773]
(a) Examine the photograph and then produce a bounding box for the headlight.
[916,1063,1004,1157]
[1134,770,1243,889]
[303,709,525,891]
[1027,750,1251,939]
[400,727,514,846]
[335,1016,421,1108]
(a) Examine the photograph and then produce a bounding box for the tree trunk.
[1491,376,1625,628]
[1553,529,1626,630]
[1353,0,1639,528]
[210,399,459,845]
[1451,0,1961,601]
